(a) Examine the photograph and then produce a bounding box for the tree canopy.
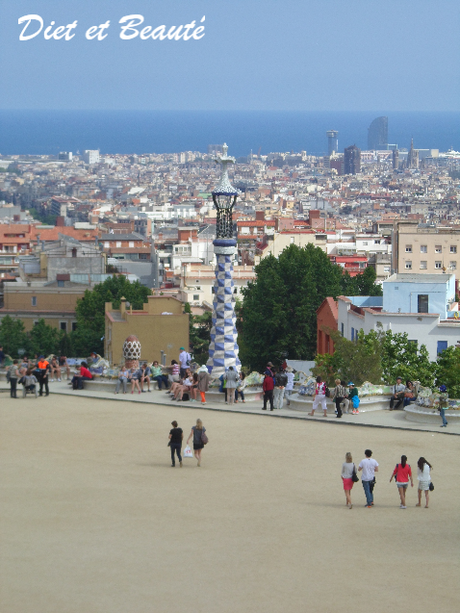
[73,276,151,356]
[240,244,382,371]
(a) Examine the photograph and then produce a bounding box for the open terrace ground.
[1,390,459,613]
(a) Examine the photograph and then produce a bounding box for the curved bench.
[289,393,393,413]
[404,404,460,424]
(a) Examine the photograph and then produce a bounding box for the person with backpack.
[390,455,414,509]
[309,376,328,417]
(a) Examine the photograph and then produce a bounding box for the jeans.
[170,443,182,465]
[362,480,373,505]
[116,378,127,393]
[440,408,448,426]
[39,374,49,396]
[154,375,169,390]
[263,390,274,410]
[273,387,285,409]
[10,377,18,398]
[335,397,344,417]
[285,389,293,405]
[235,389,245,401]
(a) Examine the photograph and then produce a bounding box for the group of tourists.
[168,418,207,467]
[341,449,433,510]
[114,361,169,394]
[309,376,360,417]
[167,364,211,404]
[261,362,295,411]
[6,354,70,398]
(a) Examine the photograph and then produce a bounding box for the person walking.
[224,366,239,405]
[358,449,379,508]
[8,360,19,398]
[416,457,432,508]
[186,418,207,467]
[309,376,328,417]
[284,367,295,406]
[341,452,357,509]
[332,378,347,418]
[390,455,414,509]
[262,372,274,411]
[197,365,210,405]
[438,385,449,427]
[273,367,288,409]
[168,420,183,467]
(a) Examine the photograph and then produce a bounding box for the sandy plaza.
[1,391,459,613]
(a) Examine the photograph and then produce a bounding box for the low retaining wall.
[206,387,263,404]
[289,393,393,413]
[404,405,460,424]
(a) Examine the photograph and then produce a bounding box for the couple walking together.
[168,418,207,467]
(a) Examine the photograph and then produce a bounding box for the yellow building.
[105,295,189,366]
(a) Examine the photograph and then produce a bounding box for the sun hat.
[180,347,185,350]
[348,382,354,386]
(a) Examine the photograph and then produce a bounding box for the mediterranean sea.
[0,110,459,157]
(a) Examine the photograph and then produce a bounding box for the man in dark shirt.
[168,420,183,467]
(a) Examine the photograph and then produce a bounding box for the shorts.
[193,443,204,450]
[396,482,408,489]
[343,478,353,491]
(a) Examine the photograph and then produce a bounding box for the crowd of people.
[5,354,72,398]
[341,450,433,510]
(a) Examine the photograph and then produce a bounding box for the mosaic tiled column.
[206,239,241,377]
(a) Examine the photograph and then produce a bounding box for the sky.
[0,0,459,111]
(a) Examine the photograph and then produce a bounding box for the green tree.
[185,303,212,365]
[0,316,29,358]
[28,319,61,357]
[380,330,435,387]
[435,345,460,397]
[240,244,381,371]
[315,328,383,386]
[72,276,151,356]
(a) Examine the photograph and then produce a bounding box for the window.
[435,261,442,269]
[341,323,344,336]
[351,327,355,341]
[57,280,65,287]
[450,245,457,254]
[60,322,67,332]
[33,320,40,326]
[450,261,457,270]
[405,261,412,270]
[116,241,122,248]
[193,294,199,301]
[195,279,200,283]
[418,294,429,313]
[196,286,201,291]
[362,241,368,246]
[420,245,427,253]
[437,340,448,355]
[408,340,418,347]
[72,322,78,331]
[405,245,412,253]
[104,242,110,248]
[31,296,37,306]
[129,241,134,248]
[71,248,77,258]
[420,261,427,270]
[435,245,442,253]
[374,240,381,245]
[383,266,390,273]
[234,288,238,294]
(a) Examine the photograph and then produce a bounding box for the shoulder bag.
[351,464,359,483]
[201,430,208,445]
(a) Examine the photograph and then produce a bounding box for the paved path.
[1,392,458,613]
[3,379,457,435]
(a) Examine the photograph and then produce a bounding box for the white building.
[337,273,460,361]
[83,150,100,165]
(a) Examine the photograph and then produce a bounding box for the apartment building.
[394,220,460,274]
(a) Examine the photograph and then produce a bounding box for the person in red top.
[262,373,275,411]
[390,455,414,509]
[71,361,93,390]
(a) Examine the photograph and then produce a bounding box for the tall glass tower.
[368,117,388,150]
[327,130,339,155]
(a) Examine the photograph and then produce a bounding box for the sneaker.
[400,505,406,509]
[57,378,61,382]
[366,505,372,508]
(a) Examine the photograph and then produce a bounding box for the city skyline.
[0,1,459,112]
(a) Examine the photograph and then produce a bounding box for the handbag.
[351,465,359,483]
[429,481,434,491]
[201,431,208,445]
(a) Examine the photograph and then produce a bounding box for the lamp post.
[206,144,241,377]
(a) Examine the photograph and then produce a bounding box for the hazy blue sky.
[1,1,459,111]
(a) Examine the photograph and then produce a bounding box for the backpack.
[325,387,331,398]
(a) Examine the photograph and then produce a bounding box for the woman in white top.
[309,376,328,417]
[341,452,356,509]
[416,457,432,508]
[285,367,295,406]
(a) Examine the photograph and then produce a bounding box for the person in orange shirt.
[36,355,50,396]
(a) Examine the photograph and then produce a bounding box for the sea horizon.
[1,110,459,158]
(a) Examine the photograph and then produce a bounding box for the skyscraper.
[327,130,338,156]
[367,116,388,150]
[344,145,361,175]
